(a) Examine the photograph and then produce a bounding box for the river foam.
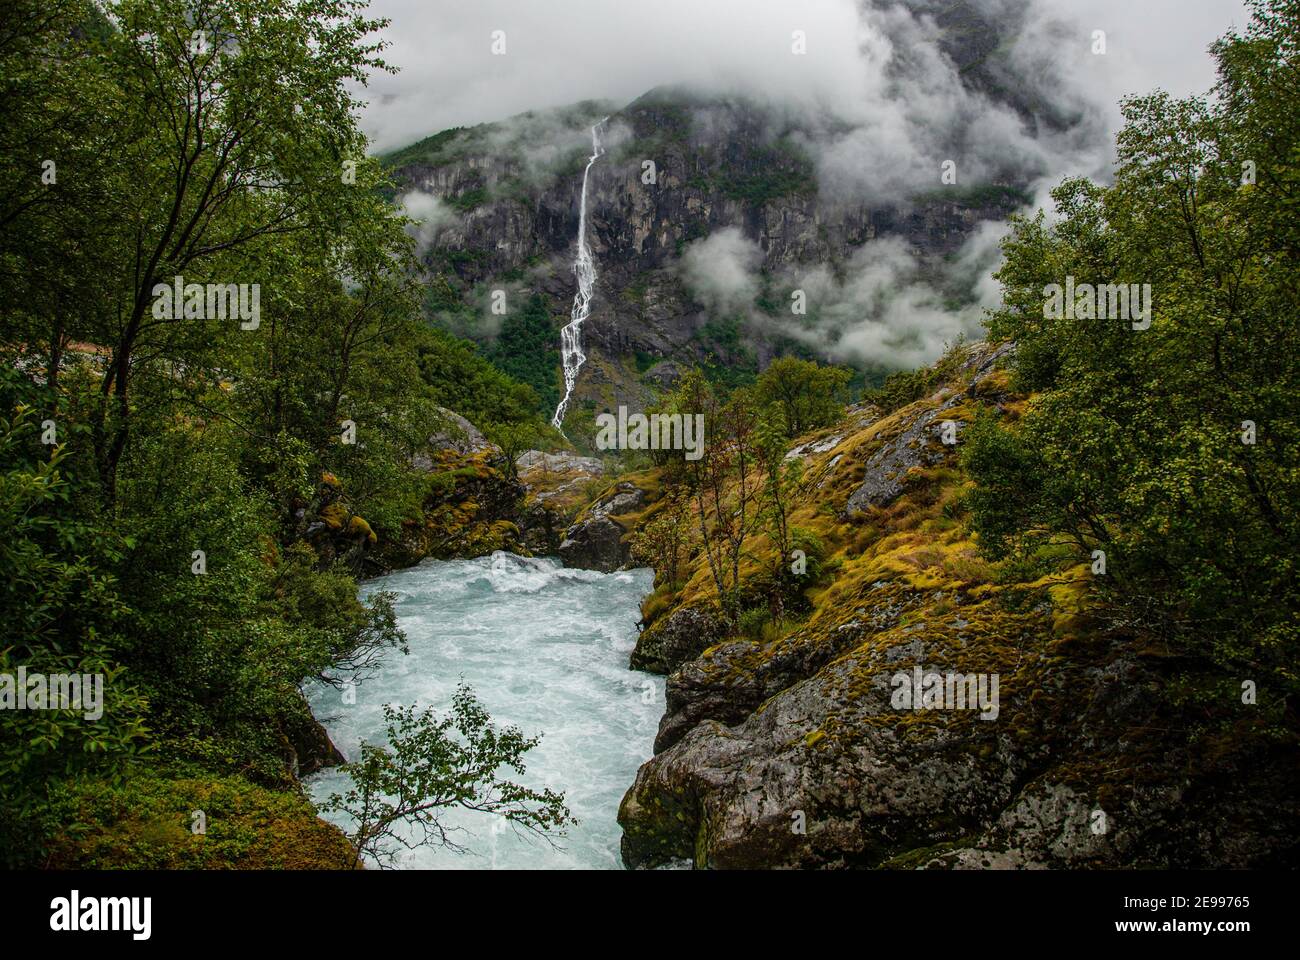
[306,552,660,869]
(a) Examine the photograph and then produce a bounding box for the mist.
[360,0,1246,154]
[364,0,1250,370]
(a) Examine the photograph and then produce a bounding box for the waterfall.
[551,118,608,431]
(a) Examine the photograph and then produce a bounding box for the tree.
[75,0,394,508]
[484,419,539,483]
[0,1,121,390]
[753,356,851,436]
[629,488,694,591]
[965,0,1299,708]
[670,372,764,622]
[0,370,150,866]
[323,686,575,868]
[755,410,804,615]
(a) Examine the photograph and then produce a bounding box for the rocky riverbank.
[607,342,1300,869]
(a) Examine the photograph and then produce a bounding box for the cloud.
[678,228,763,315]
[1030,0,1250,116]
[358,0,1249,370]
[398,189,457,254]
[759,232,1001,369]
[673,223,1012,370]
[362,0,1249,228]
[358,0,1245,155]
[360,0,893,152]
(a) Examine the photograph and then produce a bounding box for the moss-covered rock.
[346,514,377,544]
[381,447,529,567]
[46,775,359,870]
[615,341,1300,869]
[319,502,348,531]
[629,603,723,676]
[558,476,660,572]
[516,450,607,555]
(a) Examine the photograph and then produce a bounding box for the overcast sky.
[358,0,1251,153]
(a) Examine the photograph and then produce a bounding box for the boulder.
[412,408,498,468]
[282,691,346,778]
[629,604,724,676]
[558,515,626,572]
[620,597,1300,869]
[516,450,607,555]
[557,481,648,572]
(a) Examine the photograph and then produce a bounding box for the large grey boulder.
[411,408,497,470]
[629,605,724,677]
[557,481,648,572]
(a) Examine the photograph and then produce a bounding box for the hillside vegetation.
[0,0,559,868]
[600,3,1300,866]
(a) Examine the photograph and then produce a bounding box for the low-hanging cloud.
[362,0,1248,371]
[679,228,764,316]
[365,0,1247,226]
[736,225,1007,370]
[398,189,457,254]
[360,0,1245,155]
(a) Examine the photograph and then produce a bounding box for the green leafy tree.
[629,488,695,591]
[965,0,1299,710]
[0,373,150,866]
[484,419,540,483]
[486,293,562,417]
[77,0,393,508]
[754,356,851,436]
[323,686,575,868]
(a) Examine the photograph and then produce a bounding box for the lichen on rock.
[611,341,1300,870]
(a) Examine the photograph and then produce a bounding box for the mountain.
[380,0,1086,441]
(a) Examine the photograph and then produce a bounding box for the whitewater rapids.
[306,552,661,869]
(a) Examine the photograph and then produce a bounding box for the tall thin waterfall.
[551,118,608,431]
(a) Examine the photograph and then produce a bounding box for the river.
[306,552,661,869]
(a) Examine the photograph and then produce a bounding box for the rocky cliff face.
[384,1,1052,430]
[397,101,1025,413]
[609,343,1300,869]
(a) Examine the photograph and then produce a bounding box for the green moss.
[47,775,358,869]
[447,187,488,212]
[720,149,817,204]
[319,502,348,530]
[346,515,377,544]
